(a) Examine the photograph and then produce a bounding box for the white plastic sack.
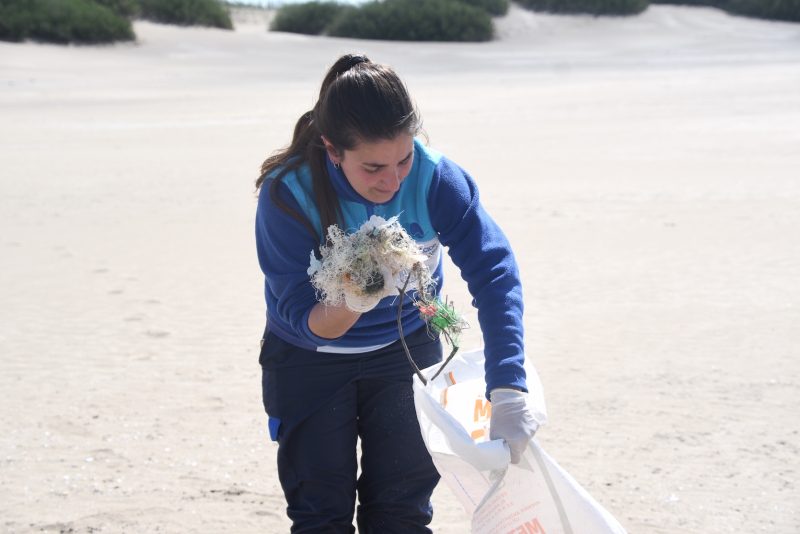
[413,348,627,534]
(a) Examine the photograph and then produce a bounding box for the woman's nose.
[385,167,402,189]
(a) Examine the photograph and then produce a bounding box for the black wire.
[396,272,427,385]
[396,270,463,386]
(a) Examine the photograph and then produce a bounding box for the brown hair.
[256,54,421,242]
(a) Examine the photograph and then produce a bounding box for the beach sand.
[1,4,798,532]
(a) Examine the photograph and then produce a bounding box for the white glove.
[343,265,401,313]
[490,388,539,464]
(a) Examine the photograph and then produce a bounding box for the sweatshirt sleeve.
[427,157,527,397]
[255,178,341,346]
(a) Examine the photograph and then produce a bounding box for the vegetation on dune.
[651,0,800,22]
[0,0,135,44]
[270,1,349,35]
[723,0,800,22]
[328,0,493,41]
[269,0,494,41]
[93,0,141,18]
[515,0,649,15]
[2,0,797,46]
[138,0,233,29]
[459,0,511,16]
[649,0,724,5]
[268,0,800,41]
[0,0,235,44]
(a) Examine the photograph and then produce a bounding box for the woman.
[255,54,538,533]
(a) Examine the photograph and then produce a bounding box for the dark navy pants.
[260,326,443,533]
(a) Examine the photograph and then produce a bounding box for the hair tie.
[339,54,370,76]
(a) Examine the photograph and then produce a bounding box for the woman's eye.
[365,167,380,174]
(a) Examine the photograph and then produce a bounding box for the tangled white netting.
[307,215,434,310]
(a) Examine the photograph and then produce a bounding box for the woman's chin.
[370,191,397,204]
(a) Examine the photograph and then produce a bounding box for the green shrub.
[651,0,800,22]
[93,0,140,18]
[458,0,510,16]
[0,0,28,41]
[270,2,348,35]
[649,0,727,6]
[725,0,800,22]
[328,0,494,41]
[138,0,233,29]
[0,0,135,44]
[515,0,649,15]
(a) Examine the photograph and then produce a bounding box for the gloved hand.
[343,265,401,313]
[490,388,539,464]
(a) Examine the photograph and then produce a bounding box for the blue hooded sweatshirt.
[255,139,526,395]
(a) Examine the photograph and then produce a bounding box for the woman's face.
[330,134,415,205]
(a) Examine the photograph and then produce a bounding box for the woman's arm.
[428,156,539,464]
[256,178,355,345]
[308,301,361,339]
[427,157,527,397]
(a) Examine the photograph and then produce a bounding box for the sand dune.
[1,5,798,533]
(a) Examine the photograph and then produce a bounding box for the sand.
[1,4,799,533]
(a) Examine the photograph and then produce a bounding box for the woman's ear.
[320,136,341,164]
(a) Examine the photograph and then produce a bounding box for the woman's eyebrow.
[363,151,413,168]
